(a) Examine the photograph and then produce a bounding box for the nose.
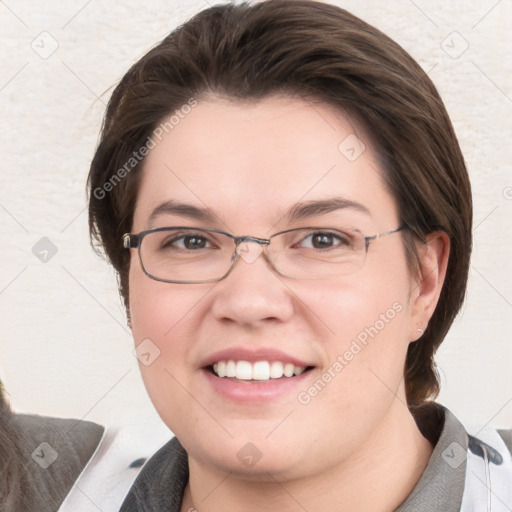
[210,241,294,327]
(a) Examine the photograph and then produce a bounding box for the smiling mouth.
[208,360,315,381]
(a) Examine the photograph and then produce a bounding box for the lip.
[201,366,315,403]
[200,346,313,369]
[198,346,316,403]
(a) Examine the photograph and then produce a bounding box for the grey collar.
[397,406,467,511]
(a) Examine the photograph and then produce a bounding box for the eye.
[299,231,351,250]
[162,233,212,250]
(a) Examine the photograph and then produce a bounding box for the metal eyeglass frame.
[123,225,405,284]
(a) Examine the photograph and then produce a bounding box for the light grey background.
[1,0,511,433]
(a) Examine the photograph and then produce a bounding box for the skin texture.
[128,96,449,511]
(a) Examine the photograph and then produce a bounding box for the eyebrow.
[148,200,217,225]
[286,197,371,223]
[147,197,370,226]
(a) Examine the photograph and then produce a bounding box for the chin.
[204,449,306,481]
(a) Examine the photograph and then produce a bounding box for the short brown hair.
[88,0,472,408]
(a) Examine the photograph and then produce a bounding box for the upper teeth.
[212,360,306,380]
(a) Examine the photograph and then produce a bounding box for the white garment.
[59,426,171,512]
[461,426,512,512]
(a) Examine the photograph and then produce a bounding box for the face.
[128,96,425,480]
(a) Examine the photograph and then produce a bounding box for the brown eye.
[299,231,350,250]
[161,233,212,251]
[181,235,208,250]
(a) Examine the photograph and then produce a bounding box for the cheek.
[128,252,204,343]
[297,249,412,390]
[294,280,411,433]
[299,261,410,350]
[130,283,207,384]
[128,259,198,415]
[128,256,229,433]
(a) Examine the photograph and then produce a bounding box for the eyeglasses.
[123,225,404,284]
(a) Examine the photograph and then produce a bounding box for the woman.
[88,1,512,510]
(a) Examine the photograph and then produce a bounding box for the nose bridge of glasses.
[234,236,271,265]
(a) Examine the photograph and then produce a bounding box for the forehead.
[132,96,399,231]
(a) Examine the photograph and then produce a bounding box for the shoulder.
[11,413,104,512]
[400,404,512,512]
[14,413,104,462]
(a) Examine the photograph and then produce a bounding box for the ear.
[408,231,450,342]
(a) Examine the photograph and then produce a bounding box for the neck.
[181,401,433,512]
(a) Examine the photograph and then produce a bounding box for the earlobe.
[409,231,450,341]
